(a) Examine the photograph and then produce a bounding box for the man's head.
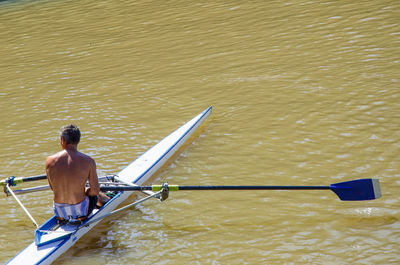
[60,124,81,145]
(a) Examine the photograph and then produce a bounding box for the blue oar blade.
[330,179,381,201]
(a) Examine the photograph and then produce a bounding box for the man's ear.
[60,137,66,148]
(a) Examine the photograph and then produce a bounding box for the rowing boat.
[7,106,212,265]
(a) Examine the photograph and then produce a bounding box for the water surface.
[0,0,399,264]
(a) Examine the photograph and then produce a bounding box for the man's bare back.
[45,124,100,206]
[46,148,99,204]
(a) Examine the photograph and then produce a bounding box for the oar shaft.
[99,179,381,201]
[163,185,332,191]
[20,174,47,182]
[113,175,157,197]
[0,175,47,186]
[100,185,332,192]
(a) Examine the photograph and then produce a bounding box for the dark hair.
[60,124,81,145]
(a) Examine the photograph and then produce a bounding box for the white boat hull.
[7,106,212,265]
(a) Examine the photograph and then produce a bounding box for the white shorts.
[53,196,89,220]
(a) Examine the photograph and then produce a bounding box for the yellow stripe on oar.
[152,185,179,191]
[0,177,25,186]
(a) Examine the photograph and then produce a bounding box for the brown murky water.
[0,0,399,264]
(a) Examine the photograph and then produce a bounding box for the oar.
[100,179,381,201]
[0,175,47,186]
[1,176,113,195]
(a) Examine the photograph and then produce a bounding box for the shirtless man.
[45,124,106,222]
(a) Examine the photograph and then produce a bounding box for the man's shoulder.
[45,151,64,164]
[77,151,96,164]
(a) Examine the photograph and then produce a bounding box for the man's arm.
[87,158,100,196]
[45,156,53,190]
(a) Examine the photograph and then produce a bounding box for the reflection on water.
[0,0,399,264]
